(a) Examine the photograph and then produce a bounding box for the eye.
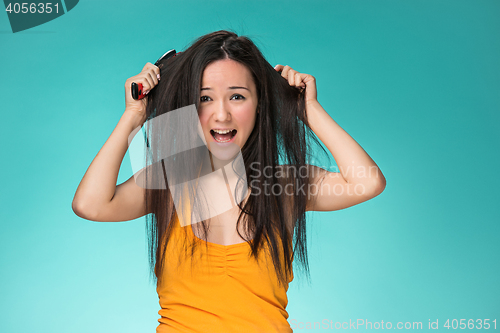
[231,94,245,100]
[200,94,245,102]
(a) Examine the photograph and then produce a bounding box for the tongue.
[214,132,232,141]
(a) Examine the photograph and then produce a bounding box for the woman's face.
[198,58,258,156]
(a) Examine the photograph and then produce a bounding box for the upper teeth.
[213,129,233,134]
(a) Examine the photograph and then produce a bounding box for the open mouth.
[210,129,237,143]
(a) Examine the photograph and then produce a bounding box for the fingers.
[142,62,160,75]
[147,62,161,80]
[288,69,297,86]
[274,64,291,82]
[288,68,306,89]
[274,64,305,89]
[145,62,161,82]
[144,71,157,92]
[295,72,306,89]
[124,62,162,107]
[134,62,161,93]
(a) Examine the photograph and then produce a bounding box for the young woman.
[72,30,386,332]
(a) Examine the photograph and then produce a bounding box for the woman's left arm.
[274,64,386,212]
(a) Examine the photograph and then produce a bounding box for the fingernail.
[157,74,161,80]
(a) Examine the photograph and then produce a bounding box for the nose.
[213,101,231,122]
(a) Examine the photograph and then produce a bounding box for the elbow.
[72,199,97,221]
[72,199,86,219]
[361,173,386,198]
[374,181,386,197]
[370,174,386,197]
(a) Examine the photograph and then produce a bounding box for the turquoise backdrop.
[1,0,498,332]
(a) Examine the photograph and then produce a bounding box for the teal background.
[1,0,498,332]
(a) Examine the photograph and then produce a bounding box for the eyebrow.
[200,86,250,91]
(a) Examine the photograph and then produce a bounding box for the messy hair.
[143,29,324,287]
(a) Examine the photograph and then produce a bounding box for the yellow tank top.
[156,215,294,332]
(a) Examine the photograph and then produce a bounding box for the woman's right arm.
[72,62,160,222]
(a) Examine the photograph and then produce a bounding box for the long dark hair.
[142,29,326,288]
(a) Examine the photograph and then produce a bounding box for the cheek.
[236,107,257,131]
[196,112,211,143]
[197,111,209,129]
